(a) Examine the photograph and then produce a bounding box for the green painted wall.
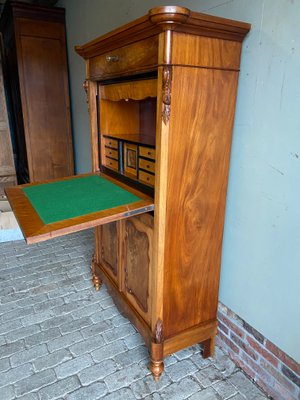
[58,0,300,363]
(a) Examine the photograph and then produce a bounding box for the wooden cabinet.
[76,6,250,380]
[6,6,250,380]
[94,214,153,324]
[0,1,73,183]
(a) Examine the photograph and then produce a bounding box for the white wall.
[58,0,300,363]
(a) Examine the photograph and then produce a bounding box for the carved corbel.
[155,318,164,344]
[162,67,172,125]
[83,79,89,109]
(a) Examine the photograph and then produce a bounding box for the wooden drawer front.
[139,158,155,174]
[105,157,118,171]
[105,147,118,160]
[104,137,118,149]
[139,170,155,187]
[89,37,158,79]
[139,146,155,160]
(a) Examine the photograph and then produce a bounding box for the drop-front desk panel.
[6,6,250,380]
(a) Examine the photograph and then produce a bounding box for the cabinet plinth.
[79,6,251,380]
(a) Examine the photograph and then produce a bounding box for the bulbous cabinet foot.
[150,325,164,381]
[150,359,164,382]
[91,255,102,291]
[92,274,102,291]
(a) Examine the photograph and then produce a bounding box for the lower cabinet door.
[121,213,153,324]
[97,222,119,284]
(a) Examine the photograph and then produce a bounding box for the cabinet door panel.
[122,213,153,324]
[99,222,118,283]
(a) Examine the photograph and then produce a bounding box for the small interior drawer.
[139,146,155,160]
[105,148,118,160]
[139,170,155,187]
[139,158,155,174]
[104,137,118,149]
[105,157,119,171]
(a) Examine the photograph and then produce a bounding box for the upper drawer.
[88,36,158,80]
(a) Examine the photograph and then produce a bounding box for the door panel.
[98,222,118,284]
[122,213,153,324]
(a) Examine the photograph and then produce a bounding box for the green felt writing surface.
[22,175,141,225]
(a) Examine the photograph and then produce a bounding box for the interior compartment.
[99,78,157,190]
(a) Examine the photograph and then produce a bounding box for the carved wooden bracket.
[162,67,172,125]
[155,318,164,344]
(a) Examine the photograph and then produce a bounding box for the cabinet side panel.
[163,66,239,337]
[171,32,242,70]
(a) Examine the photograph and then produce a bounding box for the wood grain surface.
[162,66,239,337]
[88,36,158,80]
[171,32,242,70]
[13,10,73,181]
[100,79,157,101]
[98,221,118,283]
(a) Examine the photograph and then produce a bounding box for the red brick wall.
[216,302,300,400]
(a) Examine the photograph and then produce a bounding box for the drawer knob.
[148,151,151,155]
[106,55,119,63]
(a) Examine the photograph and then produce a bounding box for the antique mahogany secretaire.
[6,6,250,380]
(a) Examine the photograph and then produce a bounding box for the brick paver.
[0,230,269,399]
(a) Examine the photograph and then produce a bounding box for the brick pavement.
[0,230,269,399]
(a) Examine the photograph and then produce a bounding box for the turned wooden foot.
[150,332,164,381]
[150,359,164,381]
[92,274,102,291]
[202,336,215,358]
[91,255,102,291]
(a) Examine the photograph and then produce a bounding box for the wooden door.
[15,16,74,181]
[97,222,119,284]
[121,213,153,324]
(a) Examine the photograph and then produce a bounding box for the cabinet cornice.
[75,5,250,60]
